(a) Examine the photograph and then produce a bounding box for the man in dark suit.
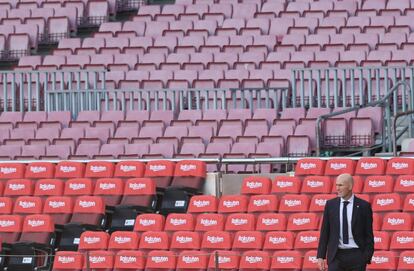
[317,173,374,271]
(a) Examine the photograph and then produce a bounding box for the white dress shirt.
[339,194,359,249]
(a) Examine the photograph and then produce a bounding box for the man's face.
[336,176,353,199]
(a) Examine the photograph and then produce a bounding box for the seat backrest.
[78,231,110,251]
[134,213,165,232]
[108,231,140,251]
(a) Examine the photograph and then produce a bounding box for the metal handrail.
[315,80,412,156]
[392,109,414,156]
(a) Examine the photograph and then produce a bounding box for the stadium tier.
[0,158,411,270]
[0,0,414,270]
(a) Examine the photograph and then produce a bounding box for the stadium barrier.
[291,65,414,112]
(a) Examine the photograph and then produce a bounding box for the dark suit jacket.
[317,196,374,265]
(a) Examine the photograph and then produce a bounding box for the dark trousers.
[328,248,367,271]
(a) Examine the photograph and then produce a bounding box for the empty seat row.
[52,249,413,271]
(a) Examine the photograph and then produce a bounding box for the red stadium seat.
[78,231,110,251]
[372,193,402,212]
[0,163,25,179]
[139,231,170,251]
[114,250,145,270]
[287,212,319,231]
[108,231,140,251]
[363,175,394,193]
[145,250,176,270]
[398,250,414,271]
[310,194,336,212]
[295,158,326,176]
[394,175,414,194]
[271,250,302,270]
[263,231,294,251]
[355,157,386,175]
[84,161,115,179]
[232,230,264,251]
[256,213,287,231]
[239,250,270,270]
[55,161,85,179]
[0,197,13,214]
[188,195,218,213]
[324,158,356,176]
[241,176,272,195]
[64,178,93,197]
[301,175,332,194]
[93,177,123,207]
[170,231,201,251]
[164,213,195,232]
[294,230,320,250]
[134,214,165,232]
[13,196,43,215]
[201,231,232,251]
[0,214,23,243]
[279,194,310,212]
[177,250,209,270]
[302,250,319,270]
[195,213,225,232]
[25,162,55,179]
[386,157,414,175]
[272,175,301,194]
[53,251,84,271]
[144,160,175,190]
[114,161,145,178]
[390,231,414,250]
[218,195,248,213]
[171,160,206,193]
[43,196,73,225]
[4,179,33,197]
[367,251,397,270]
[403,193,414,212]
[247,194,279,213]
[374,231,390,250]
[225,213,256,232]
[382,212,412,231]
[207,250,240,270]
[34,178,64,197]
[83,250,114,271]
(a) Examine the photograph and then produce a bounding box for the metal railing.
[315,81,412,155]
[46,87,289,118]
[0,69,105,112]
[291,66,414,113]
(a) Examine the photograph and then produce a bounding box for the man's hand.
[317,258,326,271]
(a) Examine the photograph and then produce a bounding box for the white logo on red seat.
[0,167,17,174]
[40,184,55,191]
[371,256,389,264]
[30,166,46,173]
[300,163,316,170]
[28,220,45,227]
[79,201,96,208]
[176,236,193,244]
[149,165,166,172]
[48,201,65,208]
[180,164,196,171]
[392,162,408,170]
[261,218,279,226]
[277,257,294,264]
[90,166,106,173]
[151,256,168,263]
[182,256,199,264]
[330,163,347,170]
[58,256,75,264]
[361,162,377,170]
[276,181,293,188]
[120,256,136,264]
[245,256,263,264]
[120,165,136,172]
[114,236,131,244]
[59,166,75,173]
